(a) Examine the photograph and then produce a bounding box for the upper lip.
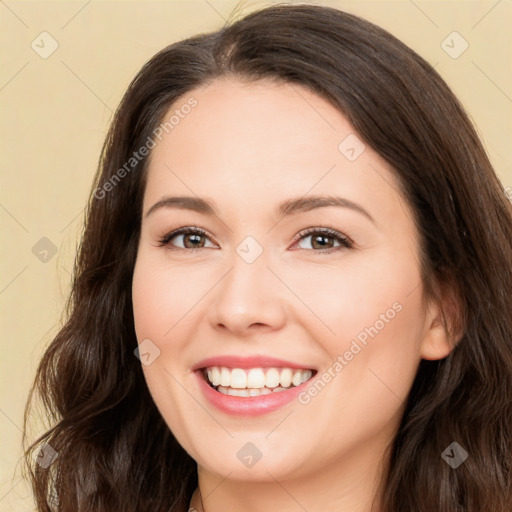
[192,355,316,371]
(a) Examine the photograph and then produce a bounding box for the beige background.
[1,0,510,509]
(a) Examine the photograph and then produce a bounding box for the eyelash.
[157,226,354,254]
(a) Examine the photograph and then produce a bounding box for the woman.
[23,4,512,511]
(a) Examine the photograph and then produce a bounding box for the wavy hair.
[23,3,512,511]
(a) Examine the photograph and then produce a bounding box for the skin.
[131,78,453,512]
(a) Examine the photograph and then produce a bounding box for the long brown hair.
[23,4,512,511]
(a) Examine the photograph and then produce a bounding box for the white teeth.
[218,385,273,396]
[227,387,250,397]
[280,368,293,387]
[220,367,231,387]
[230,369,247,389]
[204,366,314,394]
[265,368,280,388]
[209,367,221,386]
[247,368,266,388]
[301,370,312,383]
[292,370,303,387]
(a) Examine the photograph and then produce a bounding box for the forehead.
[143,78,407,225]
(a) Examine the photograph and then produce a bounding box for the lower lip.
[195,370,313,416]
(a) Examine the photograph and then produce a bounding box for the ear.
[419,300,453,360]
[419,278,464,361]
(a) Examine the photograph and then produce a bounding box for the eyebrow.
[144,195,376,224]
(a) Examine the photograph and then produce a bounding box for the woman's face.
[132,78,450,485]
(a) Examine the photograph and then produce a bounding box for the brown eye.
[180,232,206,249]
[158,227,215,250]
[158,226,353,254]
[295,228,353,253]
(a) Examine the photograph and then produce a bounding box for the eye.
[157,226,216,250]
[157,226,353,254]
[292,227,353,254]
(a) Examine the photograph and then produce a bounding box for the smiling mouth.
[200,366,317,397]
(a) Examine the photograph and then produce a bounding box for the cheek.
[326,292,424,420]
[132,254,191,344]
[296,296,424,460]
[131,255,200,441]
[284,247,422,345]
[295,249,424,403]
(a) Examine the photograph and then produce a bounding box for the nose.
[207,248,287,337]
